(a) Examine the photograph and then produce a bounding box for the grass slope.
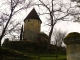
[1,48,66,60]
[1,48,33,60]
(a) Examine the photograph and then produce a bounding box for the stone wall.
[64,32,80,60]
[66,44,80,60]
[23,19,41,41]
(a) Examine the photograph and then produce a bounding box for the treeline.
[2,41,66,54]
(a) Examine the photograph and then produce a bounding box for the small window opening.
[28,19,30,22]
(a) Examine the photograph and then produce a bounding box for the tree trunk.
[20,25,23,41]
[47,25,54,52]
[0,40,2,60]
[0,29,6,60]
[0,3,13,59]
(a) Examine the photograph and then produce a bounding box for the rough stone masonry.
[64,32,80,60]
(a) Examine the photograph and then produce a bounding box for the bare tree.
[20,25,23,41]
[36,0,75,50]
[0,0,34,59]
[70,0,80,22]
[71,0,80,2]
[53,29,67,47]
[52,29,67,60]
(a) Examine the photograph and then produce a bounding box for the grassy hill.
[2,41,66,60]
[1,48,66,60]
[1,48,33,60]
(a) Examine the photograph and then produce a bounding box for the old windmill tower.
[23,8,42,41]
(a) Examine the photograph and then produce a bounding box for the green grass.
[35,55,66,60]
[25,53,67,60]
[2,48,67,60]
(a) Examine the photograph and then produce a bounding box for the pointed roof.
[24,8,42,23]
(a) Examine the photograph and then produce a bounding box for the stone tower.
[23,8,42,41]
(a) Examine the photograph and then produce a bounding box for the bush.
[2,41,66,54]
[2,41,48,53]
[3,38,9,43]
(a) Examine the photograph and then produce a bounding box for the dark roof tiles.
[24,8,42,23]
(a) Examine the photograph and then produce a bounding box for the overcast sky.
[1,0,80,44]
[41,19,80,34]
[35,0,80,34]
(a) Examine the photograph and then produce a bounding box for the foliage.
[38,32,49,42]
[2,40,66,53]
[3,38,9,43]
[64,32,80,44]
[2,41,48,53]
[64,32,80,39]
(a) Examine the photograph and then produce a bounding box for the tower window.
[28,19,30,22]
